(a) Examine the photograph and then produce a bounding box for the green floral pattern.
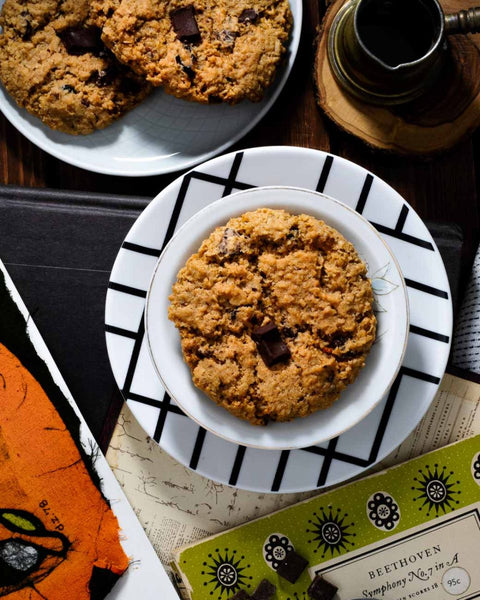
[176,436,480,600]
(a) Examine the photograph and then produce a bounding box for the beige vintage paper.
[106,373,480,583]
[379,373,480,468]
[105,411,316,576]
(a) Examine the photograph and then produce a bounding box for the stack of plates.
[105,146,452,493]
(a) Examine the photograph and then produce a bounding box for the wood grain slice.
[315,0,480,155]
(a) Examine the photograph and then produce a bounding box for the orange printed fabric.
[0,343,129,599]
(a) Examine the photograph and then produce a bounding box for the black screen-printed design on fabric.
[0,508,69,596]
[367,492,400,531]
[306,506,356,558]
[201,548,253,599]
[412,463,461,516]
[263,533,294,570]
[472,453,480,482]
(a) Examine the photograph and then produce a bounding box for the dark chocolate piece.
[119,76,143,95]
[20,10,34,40]
[230,590,251,600]
[276,550,308,584]
[252,321,291,367]
[96,67,117,86]
[239,9,258,23]
[171,6,201,43]
[286,224,299,239]
[88,66,118,87]
[216,29,238,48]
[329,332,349,348]
[58,26,103,55]
[218,227,241,255]
[307,575,338,600]
[175,55,196,81]
[251,579,276,600]
[22,21,32,40]
[97,46,114,60]
[62,84,77,93]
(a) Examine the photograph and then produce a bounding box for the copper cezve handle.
[445,6,480,33]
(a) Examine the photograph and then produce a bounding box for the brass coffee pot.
[328,0,480,105]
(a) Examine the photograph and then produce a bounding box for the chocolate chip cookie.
[0,0,151,134]
[169,208,377,425]
[101,0,293,104]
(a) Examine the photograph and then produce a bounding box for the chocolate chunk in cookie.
[170,6,201,44]
[239,9,258,23]
[216,29,238,50]
[89,65,118,86]
[175,55,196,81]
[252,321,291,367]
[59,26,103,55]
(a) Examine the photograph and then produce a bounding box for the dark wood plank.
[0,0,477,287]
[0,116,46,187]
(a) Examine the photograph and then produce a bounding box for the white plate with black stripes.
[0,1,301,176]
[105,146,453,493]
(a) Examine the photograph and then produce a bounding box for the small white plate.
[145,186,409,450]
[0,0,301,176]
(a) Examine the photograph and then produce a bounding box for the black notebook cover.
[0,185,150,450]
[0,184,464,451]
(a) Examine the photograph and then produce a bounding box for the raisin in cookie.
[101,0,292,104]
[0,0,151,134]
[169,208,377,425]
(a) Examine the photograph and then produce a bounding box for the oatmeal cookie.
[169,208,377,425]
[90,0,121,28]
[0,0,151,134]
[101,0,292,104]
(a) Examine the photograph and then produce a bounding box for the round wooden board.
[315,0,480,155]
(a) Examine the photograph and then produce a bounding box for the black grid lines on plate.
[355,177,435,251]
[105,151,450,491]
[351,174,450,345]
[266,366,441,491]
[105,152,254,465]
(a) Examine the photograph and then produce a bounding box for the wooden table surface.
[1,0,479,298]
